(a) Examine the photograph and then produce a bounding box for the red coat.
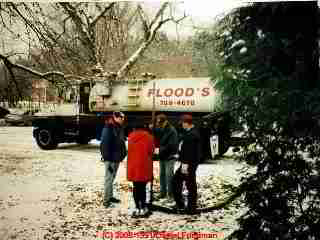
[127,130,154,182]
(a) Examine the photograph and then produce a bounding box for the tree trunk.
[117,41,150,80]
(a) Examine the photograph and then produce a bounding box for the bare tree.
[0,1,187,98]
[116,2,186,79]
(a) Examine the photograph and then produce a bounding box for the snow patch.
[240,47,247,54]
[230,39,245,49]
[221,30,231,37]
[257,29,265,39]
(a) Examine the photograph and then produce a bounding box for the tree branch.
[0,55,22,99]
[137,4,150,40]
[116,2,171,79]
[0,54,82,87]
[55,16,71,41]
[149,2,169,29]
[90,2,115,28]
[59,2,96,64]
[8,3,47,44]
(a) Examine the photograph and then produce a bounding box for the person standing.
[127,122,154,217]
[153,114,179,199]
[172,114,201,214]
[100,111,127,208]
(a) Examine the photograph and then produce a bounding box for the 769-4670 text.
[160,99,195,106]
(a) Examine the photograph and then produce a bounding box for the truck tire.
[35,128,58,150]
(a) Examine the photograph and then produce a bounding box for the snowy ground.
[0,127,253,240]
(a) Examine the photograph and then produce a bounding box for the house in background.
[32,79,77,104]
[32,79,55,103]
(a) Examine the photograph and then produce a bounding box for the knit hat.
[181,114,193,124]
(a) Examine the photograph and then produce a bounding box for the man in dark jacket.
[100,111,127,208]
[172,114,201,214]
[153,114,179,199]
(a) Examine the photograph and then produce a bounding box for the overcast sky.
[143,0,244,38]
[180,0,243,20]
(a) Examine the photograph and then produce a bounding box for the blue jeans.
[159,159,175,197]
[104,161,120,203]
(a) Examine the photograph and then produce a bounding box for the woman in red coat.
[127,122,154,217]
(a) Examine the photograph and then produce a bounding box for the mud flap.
[210,134,219,158]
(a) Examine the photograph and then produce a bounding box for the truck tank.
[89,77,221,113]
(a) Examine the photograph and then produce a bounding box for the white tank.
[89,77,221,113]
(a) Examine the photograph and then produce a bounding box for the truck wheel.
[35,128,58,150]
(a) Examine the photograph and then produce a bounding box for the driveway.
[0,127,249,239]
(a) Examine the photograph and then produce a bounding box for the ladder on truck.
[126,78,144,107]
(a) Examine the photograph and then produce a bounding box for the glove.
[181,163,188,175]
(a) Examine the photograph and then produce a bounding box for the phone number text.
[160,99,195,106]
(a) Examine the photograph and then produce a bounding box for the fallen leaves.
[37,174,245,240]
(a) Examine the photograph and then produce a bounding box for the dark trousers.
[133,182,147,209]
[172,166,198,210]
